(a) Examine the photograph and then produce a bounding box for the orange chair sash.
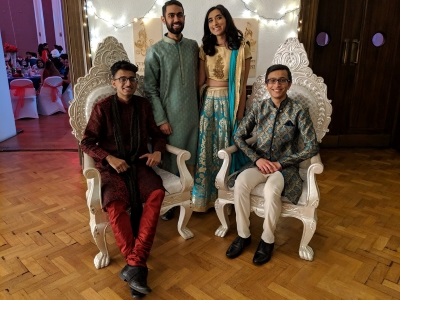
[10,84,34,117]
[45,82,63,102]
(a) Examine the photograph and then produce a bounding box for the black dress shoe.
[130,287,145,299]
[226,235,251,258]
[253,239,274,265]
[119,264,151,294]
[161,207,176,221]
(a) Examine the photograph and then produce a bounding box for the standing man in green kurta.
[144,0,199,180]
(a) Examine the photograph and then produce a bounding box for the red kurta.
[80,94,167,209]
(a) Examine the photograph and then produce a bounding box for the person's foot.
[119,264,151,294]
[226,235,251,258]
[161,206,176,221]
[252,239,274,265]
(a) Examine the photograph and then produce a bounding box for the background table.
[8,75,41,90]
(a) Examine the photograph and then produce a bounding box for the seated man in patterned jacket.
[225,64,319,265]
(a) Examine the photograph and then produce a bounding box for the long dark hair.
[202,4,243,56]
[38,43,48,57]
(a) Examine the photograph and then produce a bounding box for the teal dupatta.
[228,49,251,174]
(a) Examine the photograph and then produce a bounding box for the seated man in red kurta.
[80,60,167,299]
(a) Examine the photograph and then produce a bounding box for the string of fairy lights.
[85,0,300,54]
[85,0,299,30]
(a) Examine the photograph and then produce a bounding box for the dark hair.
[37,44,44,56]
[36,58,45,68]
[60,53,68,60]
[265,64,292,83]
[42,60,61,79]
[202,4,243,56]
[162,0,183,16]
[110,60,138,76]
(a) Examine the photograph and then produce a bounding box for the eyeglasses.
[166,12,185,19]
[113,76,138,84]
[265,78,290,85]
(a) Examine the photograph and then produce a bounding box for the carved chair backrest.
[69,36,145,142]
[246,37,332,144]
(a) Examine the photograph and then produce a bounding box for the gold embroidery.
[212,55,225,79]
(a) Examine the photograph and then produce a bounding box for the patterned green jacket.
[233,96,319,204]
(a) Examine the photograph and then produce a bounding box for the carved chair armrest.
[215,135,257,191]
[299,154,324,204]
[82,153,102,214]
[165,144,193,193]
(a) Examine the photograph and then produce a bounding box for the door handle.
[342,39,350,64]
[350,39,360,64]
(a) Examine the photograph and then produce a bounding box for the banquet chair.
[9,78,38,119]
[214,38,332,261]
[37,76,66,115]
[69,36,194,269]
[61,83,73,109]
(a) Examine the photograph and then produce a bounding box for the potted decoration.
[4,42,18,69]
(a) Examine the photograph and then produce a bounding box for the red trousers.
[107,189,165,267]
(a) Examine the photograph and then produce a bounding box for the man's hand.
[106,155,129,173]
[139,151,161,167]
[255,158,282,174]
[159,123,172,135]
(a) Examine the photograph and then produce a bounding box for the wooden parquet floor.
[0,115,400,300]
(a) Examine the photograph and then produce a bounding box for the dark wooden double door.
[303,0,399,148]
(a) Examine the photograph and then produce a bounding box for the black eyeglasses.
[265,78,290,85]
[113,76,138,84]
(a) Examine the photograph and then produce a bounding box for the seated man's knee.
[234,170,251,192]
[106,200,127,214]
[264,173,284,198]
[146,189,165,207]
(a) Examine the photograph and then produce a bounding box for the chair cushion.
[152,166,182,195]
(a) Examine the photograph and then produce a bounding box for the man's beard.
[166,22,184,35]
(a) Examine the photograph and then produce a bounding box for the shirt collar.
[268,96,289,109]
[163,33,183,44]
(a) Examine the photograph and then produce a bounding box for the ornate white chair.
[214,38,332,261]
[10,78,38,119]
[69,36,194,269]
[37,76,66,115]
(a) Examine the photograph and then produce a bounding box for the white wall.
[0,33,17,143]
[86,0,300,84]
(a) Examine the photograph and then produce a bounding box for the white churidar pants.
[234,167,284,244]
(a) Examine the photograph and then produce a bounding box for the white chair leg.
[214,199,231,237]
[177,202,194,239]
[298,216,316,261]
[91,222,111,269]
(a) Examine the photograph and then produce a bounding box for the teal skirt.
[192,87,231,212]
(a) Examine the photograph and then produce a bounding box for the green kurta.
[144,35,199,175]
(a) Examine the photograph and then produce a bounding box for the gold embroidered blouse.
[199,43,252,82]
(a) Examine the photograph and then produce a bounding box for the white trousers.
[234,167,284,243]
